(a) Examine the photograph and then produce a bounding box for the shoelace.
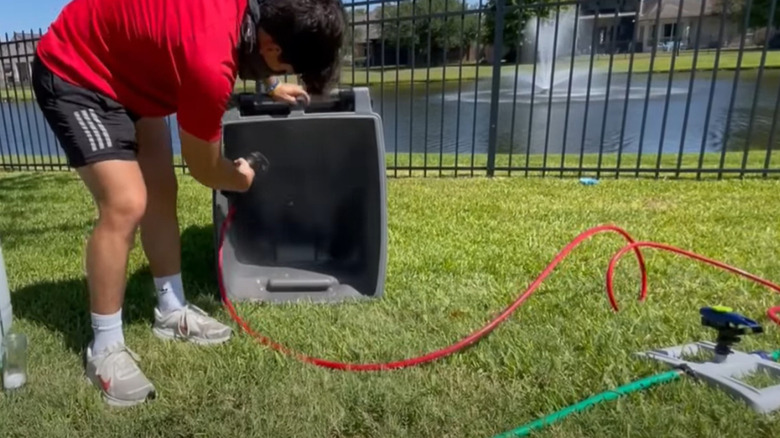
[99,344,142,378]
[175,304,209,337]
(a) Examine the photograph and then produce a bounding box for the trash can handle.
[236,87,373,117]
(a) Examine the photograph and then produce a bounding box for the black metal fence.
[1,0,779,178]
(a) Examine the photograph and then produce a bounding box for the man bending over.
[32,0,345,406]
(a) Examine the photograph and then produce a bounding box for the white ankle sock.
[154,273,186,313]
[91,309,124,355]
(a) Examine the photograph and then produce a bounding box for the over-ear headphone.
[236,0,284,82]
[240,0,261,54]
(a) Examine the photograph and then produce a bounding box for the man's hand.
[268,81,310,106]
[179,129,255,192]
[233,157,256,190]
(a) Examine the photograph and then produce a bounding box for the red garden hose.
[216,205,780,371]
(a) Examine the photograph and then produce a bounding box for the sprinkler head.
[700,306,763,357]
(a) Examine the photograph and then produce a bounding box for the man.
[31,0,345,407]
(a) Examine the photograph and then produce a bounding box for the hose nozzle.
[245,151,270,175]
[222,152,270,202]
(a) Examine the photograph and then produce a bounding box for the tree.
[379,0,479,56]
[481,0,556,49]
[712,0,779,28]
[342,8,359,54]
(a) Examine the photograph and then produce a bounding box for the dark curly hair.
[257,0,346,94]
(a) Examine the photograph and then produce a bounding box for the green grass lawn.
[4,50,779,101]
[6,150,780,179]
[2,164,780,437]
[332,49,780,87]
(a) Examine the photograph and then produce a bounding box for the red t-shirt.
[36,0,246,143]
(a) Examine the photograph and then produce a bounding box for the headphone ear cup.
[240,0,261,53]
[240,19,253,53]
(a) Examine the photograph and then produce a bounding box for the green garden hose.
[492,370,685,438]
[495,350,780,437]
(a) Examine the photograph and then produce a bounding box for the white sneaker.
[85,342,156,407]
[152,304,232,345]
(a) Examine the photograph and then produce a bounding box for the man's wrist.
[220,158,250,192]
[264,76,280,95]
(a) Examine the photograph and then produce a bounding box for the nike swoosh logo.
[99,376,111,391]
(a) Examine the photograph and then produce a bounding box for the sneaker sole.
[152,326,232,345]
[84,376,156,408]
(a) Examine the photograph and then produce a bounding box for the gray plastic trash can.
[213,87,387,304]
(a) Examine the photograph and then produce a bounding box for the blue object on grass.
[751,350,772,360]
[579,177,599,185]
[700,306,763,334]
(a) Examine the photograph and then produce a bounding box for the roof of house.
[1,32,40,58]
[638,0,717,21]
[11,32,41,41]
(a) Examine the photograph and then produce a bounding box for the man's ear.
[257,29,281,58]
[256,28,294,73]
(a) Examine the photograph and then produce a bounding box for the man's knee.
[76,159,147,236]
[98,187,147,235]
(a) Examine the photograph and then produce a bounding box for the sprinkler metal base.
[636,341,780,414]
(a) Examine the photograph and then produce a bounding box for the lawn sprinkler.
[493,307,780,438]
[636,306,780,414]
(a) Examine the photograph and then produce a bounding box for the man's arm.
[176,53,256,192]
[179,129,253,192]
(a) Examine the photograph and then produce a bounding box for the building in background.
[0,32,39,88]
[578,0,752,54]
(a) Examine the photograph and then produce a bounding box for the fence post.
[486,0,506,177]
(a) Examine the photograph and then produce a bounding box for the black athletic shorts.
[31,55,140,168]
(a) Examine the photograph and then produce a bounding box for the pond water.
[1,68,778,163]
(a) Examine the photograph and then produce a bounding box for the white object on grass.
[0,236,12,356]
[2,370,25,389]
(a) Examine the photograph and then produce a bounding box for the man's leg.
[31,55,156,407]
[79,160,146,349]
[78,160,157,406]
[134,117,232,344]
[135,118,185,311]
